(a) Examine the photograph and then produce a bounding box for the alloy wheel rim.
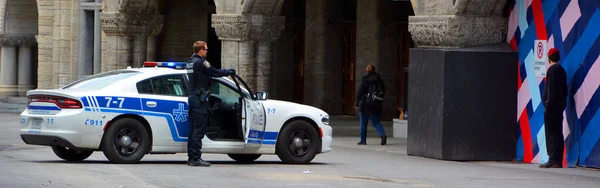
[114,128,141,156]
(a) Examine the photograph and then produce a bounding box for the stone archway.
[99,0,164,71]
[211,0,286,93]
[0,0,38,96]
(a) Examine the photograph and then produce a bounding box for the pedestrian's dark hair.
[548,51,560,62]
[193,41,207,53]
[367,64,376,73]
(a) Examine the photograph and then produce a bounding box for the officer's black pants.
[188,94,209,160]
[544,109,564,164]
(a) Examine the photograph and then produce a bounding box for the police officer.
[187,41,235,167]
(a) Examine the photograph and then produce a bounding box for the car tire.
[101,118,150,164]
[276,120,320,164]
[227,154,261,163]
[51,145,93,162]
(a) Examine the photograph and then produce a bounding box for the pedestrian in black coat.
[539,48,567,168]
[354,64,387,145]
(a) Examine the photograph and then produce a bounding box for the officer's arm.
[193,61,231,77]
[205,66,231,77]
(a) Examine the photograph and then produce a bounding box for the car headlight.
[321,115,329,125]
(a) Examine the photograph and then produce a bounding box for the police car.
[19,62,333,164]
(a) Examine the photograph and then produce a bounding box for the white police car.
[19,62,332,164]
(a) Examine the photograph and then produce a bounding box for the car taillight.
[28,95,82,109]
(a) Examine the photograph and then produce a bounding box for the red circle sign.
[537,42,544,59]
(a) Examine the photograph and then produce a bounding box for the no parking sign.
[533,40,547,77]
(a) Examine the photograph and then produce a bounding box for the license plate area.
[31,118,43,129]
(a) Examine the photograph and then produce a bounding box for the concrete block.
[393,118,407,139]
[407,44,517,161]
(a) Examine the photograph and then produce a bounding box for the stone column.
[18,46,34,96]
[406,0,516,161]
[146,36,157,62]
[212,14,284,92]
[133,35,147,68]
[303,0,345,114]
[356,0,380,74]
[100,12,163,71]
[0,46,17,96]
[93,8,102,74]
[0,35,36,96]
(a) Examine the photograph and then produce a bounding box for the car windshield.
[62,70,141,90]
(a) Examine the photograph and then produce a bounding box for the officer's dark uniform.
[187,53,233,166]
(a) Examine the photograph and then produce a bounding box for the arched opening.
[156,0,220,67]
[0,0,39,96]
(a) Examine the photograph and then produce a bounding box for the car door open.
[230,75,266,147]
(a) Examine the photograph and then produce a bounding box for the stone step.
[0,102,26,114]
[0,96,27,104]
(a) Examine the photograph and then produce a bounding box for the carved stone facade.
[99,13,163,36]
[0,35,37,46]
[212,14,285,41]
[409,0,509,48]
[408,15,507,48]
[100,1,164,70]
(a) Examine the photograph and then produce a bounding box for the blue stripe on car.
[82,96,278,145]
[28,106,60,111]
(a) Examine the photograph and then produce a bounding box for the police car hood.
[258,99,328,120]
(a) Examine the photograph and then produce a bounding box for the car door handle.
[146,101,157,107]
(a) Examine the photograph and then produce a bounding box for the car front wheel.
[276,120,320,164]
[51,145,93,162]
[101,118,150,164]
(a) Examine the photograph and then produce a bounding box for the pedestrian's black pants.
[544,109,564,164]
[188,94,209,160]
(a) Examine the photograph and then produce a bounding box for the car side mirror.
[256,92,268,100]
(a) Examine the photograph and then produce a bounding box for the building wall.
[158,0,214,62]
[10,0,411,121]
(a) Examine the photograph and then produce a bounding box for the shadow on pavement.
[25,160,328,166]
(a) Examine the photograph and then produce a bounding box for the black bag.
[364,80,384,107]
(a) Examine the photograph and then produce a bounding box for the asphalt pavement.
[1,112,599,188]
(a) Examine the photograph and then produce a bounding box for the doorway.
[341,23,357,115]
[293,23,305,104]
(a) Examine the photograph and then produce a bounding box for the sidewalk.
[329,115,394,138]
[331,135,407,155]
[0,96,26,113]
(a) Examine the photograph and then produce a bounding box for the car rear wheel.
[227,154,261,163]
[276,120,320,164]
[51,145,93,162]
[101,118,150,164]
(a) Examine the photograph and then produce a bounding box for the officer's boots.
[188,158,211,167]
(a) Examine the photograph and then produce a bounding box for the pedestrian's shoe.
[357,141,367,145]
[539,162,561,168]
[188,158,211,167]
[381,135,387,145]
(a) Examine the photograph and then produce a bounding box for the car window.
[137,75,188,97]
[62,70,140,89]
[208,80,241,98]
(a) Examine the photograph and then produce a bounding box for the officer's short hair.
[193,41,207,53]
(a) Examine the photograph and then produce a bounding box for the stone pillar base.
[0,85,19,97]
[408,15,507,48]
[18,85,35,97]
[407,44,517,161]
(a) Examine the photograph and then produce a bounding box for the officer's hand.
[229,69,236,75]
